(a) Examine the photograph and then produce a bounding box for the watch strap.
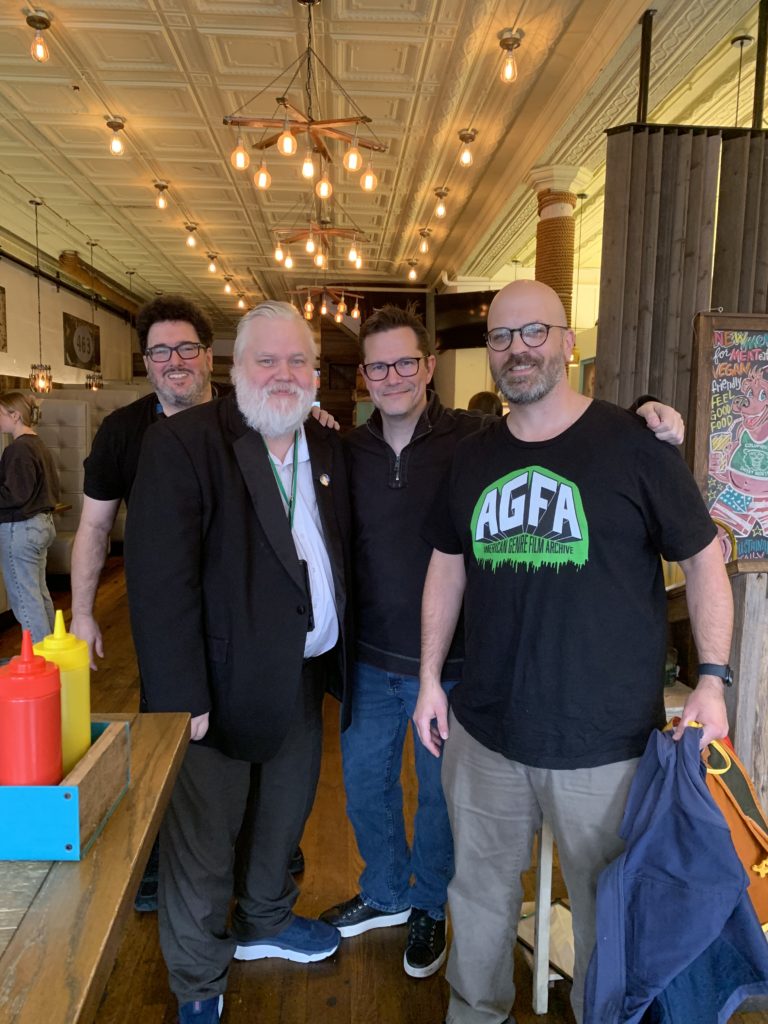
[698,663,734,686]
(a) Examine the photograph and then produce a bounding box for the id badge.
[299,559,315,632]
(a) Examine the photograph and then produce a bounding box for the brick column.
[526,166,591,325]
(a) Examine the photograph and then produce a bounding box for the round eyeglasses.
[484,322,567,352]
[145,341,208,363]
[362,356,423,381]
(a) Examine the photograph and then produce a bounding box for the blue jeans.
[0,513,55,643]
[341,661,456,920]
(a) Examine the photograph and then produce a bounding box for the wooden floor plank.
[1,563,765,1023]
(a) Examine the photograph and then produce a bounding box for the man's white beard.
[232,364,316,437]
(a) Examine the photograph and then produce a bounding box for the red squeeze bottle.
[0,630,62,785]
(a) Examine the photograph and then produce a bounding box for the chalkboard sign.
[691,313,768,566]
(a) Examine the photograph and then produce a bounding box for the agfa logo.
[471,466,589,570]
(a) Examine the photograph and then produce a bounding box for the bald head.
[488,280,568,332]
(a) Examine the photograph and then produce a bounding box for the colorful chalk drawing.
[707,329,768,560]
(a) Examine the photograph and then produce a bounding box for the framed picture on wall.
[63,312,101,370]
[579,357,595,397]
[0,285,7,353]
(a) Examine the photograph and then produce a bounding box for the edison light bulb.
[320,297,328,316]
[500,52,518,84]
[284,253,294,270]
[230,138,250,170]
[459,144,473,167]
[110,133,124,157]
[408,267,417,281]
[314,251,325,268]
[208,257,217,273]
[274,243,284,263]
[435,198,447,218]
[304,297,314,314]
[361,165,378,192]
[306,235,316,254]
[224,279,232,294]
[254,163,271,189]
[186,231,197,248]
[237,296,246,309]
[355,256,363,270]
[278,129,297,156]
[315,174,333,200]
[419,236,429,255]
[343,145,362,172]
[156,191,168,210]
[334,311,343,323]
[348,244,358,263]
[337,296,347,314]
[301,152,315,179]
[31,32,49,63]
[351,303,360,320]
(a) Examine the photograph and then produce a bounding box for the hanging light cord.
[736,41,746,125]
[33,200,43,363]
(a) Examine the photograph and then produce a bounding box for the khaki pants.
[442,714,638,1024]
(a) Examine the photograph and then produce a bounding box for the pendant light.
[434,187,449,219]
[237,295,246,309]
[154,181,169,209]
[407,259,418,282]
[337,294,348,315]
[224,277,233,294]
[418,228,431,255]
[334,310,343,323]
[360,164,378,193]
[351,300,361,319]
[207,254,217,273]
[277,118,297,156]
[284,251,294,270]
[498,27,524,84]
[315,169,333,200]
[343,133,363,172]
[458,128,477,167]
[27,10,51,63]
[230,137,250,170]
[254,162,271,190]
[355,255,363,270]
[274,241,285,263]
[313,249,326,268]
[185,223,198,248]
[29,198,52,394]
[320,295,328,316]
[301,151,316,179]
[305,233,316,254]
[106,116,126,156]
[348,239,358,263]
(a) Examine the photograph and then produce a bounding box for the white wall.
[0,258,134,385]
[433,347,495,409]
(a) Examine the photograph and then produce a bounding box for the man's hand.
[636,401,684,445]
[673,677,729,747]
[414,683,449,758]
[310,407,340,431]
[190,712,210,742]
[69,613,104,671]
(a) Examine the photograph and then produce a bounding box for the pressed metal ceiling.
[0,0,759,331]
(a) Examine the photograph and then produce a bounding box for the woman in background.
[0,391,60,642]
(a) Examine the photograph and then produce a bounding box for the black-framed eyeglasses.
[483,322,567,352]
[145,341,208,363]
[362,356,423,382]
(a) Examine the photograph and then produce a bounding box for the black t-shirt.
[83,393,161,505]
[0,434,61,523]
[424,400,716,770]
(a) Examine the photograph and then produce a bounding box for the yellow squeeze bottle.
[33,610,91,775]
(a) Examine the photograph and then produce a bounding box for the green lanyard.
[265,431,300,529]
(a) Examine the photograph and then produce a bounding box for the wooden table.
[0,711,189,1024]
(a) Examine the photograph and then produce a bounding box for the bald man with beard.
[415,280,732,1024]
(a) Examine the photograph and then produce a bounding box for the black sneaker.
[403,908,446,978]
[319,894,410,937]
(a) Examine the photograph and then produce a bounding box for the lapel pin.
[319,473,330,487]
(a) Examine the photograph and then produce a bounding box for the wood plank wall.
[595,124,720,411]
[712,131,768,314]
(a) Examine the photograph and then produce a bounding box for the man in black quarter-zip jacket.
[320,303,684,980]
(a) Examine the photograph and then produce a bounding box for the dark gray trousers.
[158,661,325,1005]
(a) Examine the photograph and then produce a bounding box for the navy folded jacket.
[585,727,768,1024]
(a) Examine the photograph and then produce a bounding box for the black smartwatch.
[698,663,734,687]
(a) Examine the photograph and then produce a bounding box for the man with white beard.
[125,301,352,1024]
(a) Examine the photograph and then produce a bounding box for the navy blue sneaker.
[178,994,223,1022]
[234,914,340,963]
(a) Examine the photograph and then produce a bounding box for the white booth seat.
[36,398,90,574]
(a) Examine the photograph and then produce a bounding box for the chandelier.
[223,0,386,190]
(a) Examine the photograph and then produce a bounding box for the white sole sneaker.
[403,945,447,978]
[338,908,411,938]
[234,939,339,963]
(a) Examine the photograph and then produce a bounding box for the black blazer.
[124,392,352,762]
